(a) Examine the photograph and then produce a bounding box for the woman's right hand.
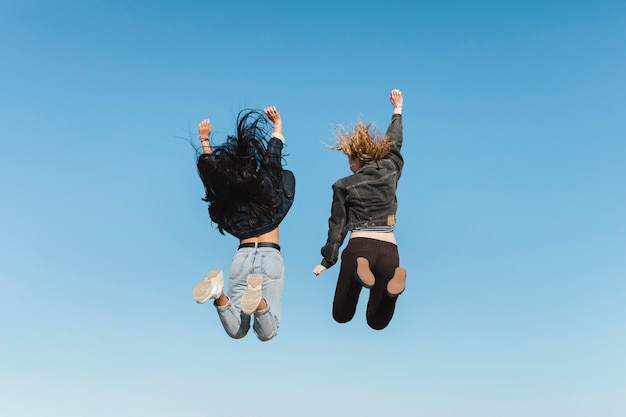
[264,106,281,123]
[264,106,283,135]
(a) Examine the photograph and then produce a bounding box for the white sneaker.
[193,270,224,304]
[241,274,263,315]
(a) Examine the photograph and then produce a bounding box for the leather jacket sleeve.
[267,137,283,166]
[385,114,403,170]
[320,182,349,268]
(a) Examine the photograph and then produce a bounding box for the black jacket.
[320,114,403,268]
[198,136,295,239]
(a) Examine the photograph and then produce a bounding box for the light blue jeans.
[216,246,284,341]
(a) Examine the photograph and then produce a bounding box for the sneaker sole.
[387,267,406,296]
[241,273,263,315]
[193,270,224,304]
[355,257,375,288]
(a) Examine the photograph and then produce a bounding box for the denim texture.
[198,137,295,239]
[216,246,284,341]
[320,114,404,268]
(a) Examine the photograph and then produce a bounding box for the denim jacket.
[198,136,295,240]
[320,114,403,268]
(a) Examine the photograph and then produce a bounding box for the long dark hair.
[197,109,283,234]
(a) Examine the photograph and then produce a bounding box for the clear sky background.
[1,1,625,416]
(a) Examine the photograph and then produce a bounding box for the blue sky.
[1,1,625,416]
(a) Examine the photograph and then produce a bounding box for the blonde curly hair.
[330,121,390,162]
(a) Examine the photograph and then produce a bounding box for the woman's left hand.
[198,119,211,138]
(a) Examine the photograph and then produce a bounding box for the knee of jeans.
[256,330,277,342]
[254,321,277,341]
[225,327,249,339]
[253,308,279,341]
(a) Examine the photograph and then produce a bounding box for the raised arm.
[198,119,213,154]
[385,90,404,159]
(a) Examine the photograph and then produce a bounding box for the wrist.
[271,131,285,142]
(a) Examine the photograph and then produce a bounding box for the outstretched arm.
[264,106,284,143]
[385,89,404,161]
[198,119,213,154]
[389,89,403,115]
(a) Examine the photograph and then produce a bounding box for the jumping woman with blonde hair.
[313,89,407,330]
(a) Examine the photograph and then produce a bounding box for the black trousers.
[333,237,400,330]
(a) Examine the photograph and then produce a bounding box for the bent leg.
[252,306,278,341]
[251,248,284,341]
[216,299,251,339]
[332,239,375,323]
[214,249,254,339]
[366,241,401,330]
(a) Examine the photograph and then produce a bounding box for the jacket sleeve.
[385,113,404,172]
[267,136,284,166]
[196,153,215,198]
[197,152,213,170]
[320,182,349,268]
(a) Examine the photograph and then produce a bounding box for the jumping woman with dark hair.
[193,106,295,342]
[313,89,407,330]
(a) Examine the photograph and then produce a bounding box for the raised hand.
[264,106,281,124]
[198,119,211,139]
[264,106,283,136]
[389,89,403,109]
[198,119,213,153]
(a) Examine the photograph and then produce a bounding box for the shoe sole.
[387,267,407,296]
[355,257,375,288]
[241,273,263,315]
[193,270,224,304]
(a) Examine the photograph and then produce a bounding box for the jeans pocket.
[229,252,248,281]
[260,251,284,281]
